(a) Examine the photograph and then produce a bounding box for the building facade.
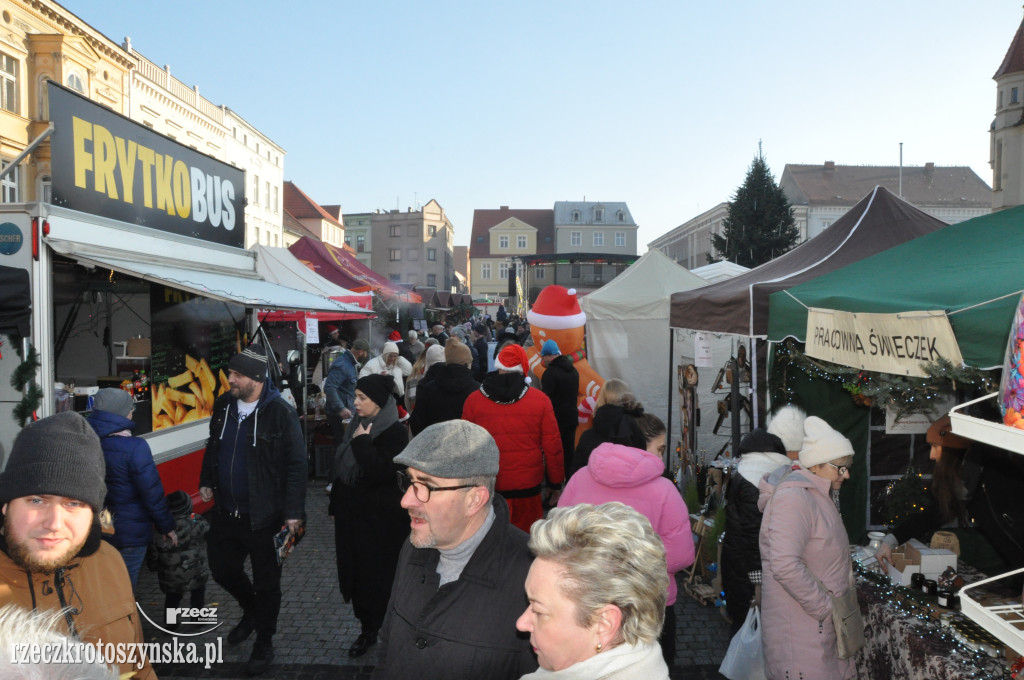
[223,108,284,247]
[551,200,638,290]
[993,14,1024,210]
[282,181,344,248]
[647,202,728,271]
[468,206,554,301]
[779,162,991,240]
[369,199,454,290]
[342,211,373,267]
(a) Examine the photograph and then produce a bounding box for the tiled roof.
[780,163,991,209]
[320,204,343,221]
[469,207,555,258]
[553,201,635,226]
[996,16,1024,79]
[283,181,343,227]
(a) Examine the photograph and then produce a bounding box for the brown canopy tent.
[668,186,948,337]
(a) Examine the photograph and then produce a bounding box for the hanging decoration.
[10,341,41,426]
[772,341,996,422]
[876,461,930,527]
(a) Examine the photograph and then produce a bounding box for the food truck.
[0,83,355,506]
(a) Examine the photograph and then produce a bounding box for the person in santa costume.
[462,343,564,532]
[525,285,606,444]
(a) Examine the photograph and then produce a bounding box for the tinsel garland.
[772,341,996,422]
[854,560,1013,677]
[10,341,41,426]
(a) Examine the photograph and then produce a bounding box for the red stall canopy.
[288,237,420,303]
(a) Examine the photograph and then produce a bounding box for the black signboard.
[48,82,245,248]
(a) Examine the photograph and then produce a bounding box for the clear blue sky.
[60,1,1019,250]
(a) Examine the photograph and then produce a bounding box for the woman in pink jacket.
[757,416,857,680]
[559,413,695,666]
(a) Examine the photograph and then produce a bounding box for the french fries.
[152,352,229,430]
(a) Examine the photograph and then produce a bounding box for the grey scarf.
[334,396,400,486]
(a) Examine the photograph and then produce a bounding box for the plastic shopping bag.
[718,605,767,680]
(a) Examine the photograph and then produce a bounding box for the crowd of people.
[5,312,1003,680]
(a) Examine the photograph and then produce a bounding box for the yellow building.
[469,206,554,301]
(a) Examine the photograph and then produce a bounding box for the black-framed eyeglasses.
[396,470,476,503]
[825,462,850,476]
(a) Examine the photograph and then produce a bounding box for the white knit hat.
[798,416,854,468]
[767,404,807,453]
[383,341,399,355]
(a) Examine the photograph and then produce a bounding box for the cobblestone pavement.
[140,480,730,679]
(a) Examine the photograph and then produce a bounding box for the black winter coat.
[540,355,579,427]
[570,404,645,478]
[375,496,536,680]
[199,384,307,531]
[329,417,409,627]
[408,364,480,436]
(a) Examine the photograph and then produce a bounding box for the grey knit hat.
[394,420,499,479]
[227,344,268,382]
[92,387,134,418]
[0,412,107,510]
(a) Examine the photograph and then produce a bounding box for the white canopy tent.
[581,249,708,431]
[250,244,373,309]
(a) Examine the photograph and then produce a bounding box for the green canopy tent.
[767,203,1024,541]
[768,203,1024,369]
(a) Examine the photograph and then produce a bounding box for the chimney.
[925,162,935,172]
[824,161,835,170]
[500,206,509,211]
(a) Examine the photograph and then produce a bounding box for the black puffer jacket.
[569,404,645,478]
[408,364,480,436]
[540,355,579,427]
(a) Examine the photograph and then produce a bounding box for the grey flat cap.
[394,420,499,479]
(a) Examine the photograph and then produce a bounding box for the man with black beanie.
[199,344,306,675]
[0,411,157,679]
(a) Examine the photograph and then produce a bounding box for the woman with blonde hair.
[517,502,670,679]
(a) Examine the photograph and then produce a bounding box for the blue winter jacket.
[89,409,176,549]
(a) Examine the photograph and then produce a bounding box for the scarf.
[518,642,668,680]
[333,396,399,486]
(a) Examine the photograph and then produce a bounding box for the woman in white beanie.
[757,416,858,680]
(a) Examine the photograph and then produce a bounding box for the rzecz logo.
[135,603,223,637]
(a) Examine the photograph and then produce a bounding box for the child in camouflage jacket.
[148,490,210,619]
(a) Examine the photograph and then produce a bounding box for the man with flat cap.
[373,419,537,680]
[199,344,306,675]
[0,411,156,679]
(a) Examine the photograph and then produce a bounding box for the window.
[390,225,401,237]
[571,264,581,278]
[427,248,436,261]
[390,274,402,283]
[594,208,604,222]
[254,226,260,244]
[481,263,492,280]
[408,249,419,261]
[536,267,545,280]
[272,186,279,212]
[253,175,260,205]
[616,210,625,222]
[594,265,603,282]
[389,249,402,261]
[345,235,352,247]
[571,210,580,223]
[265,181,270,208]
[499,263,510,279]
[66,72,84,93]
[1014,87,1020,105]
[427,273,436,287]
[273,233,278,246]
[1,161,18,203]
[499,235,509,248]
[517,235,527,249]
[407,224,419,237]
[357,235,365,252]
[593,232,604,247]
[615,232,626,247]
[571,231,581,247]
[39,174,51,203]
[428,225,437,237]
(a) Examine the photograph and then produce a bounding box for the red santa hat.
[388,330,402,341]
[527,285,586,330]
[495,344,531,383]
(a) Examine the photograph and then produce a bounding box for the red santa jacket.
[462,373,564,493]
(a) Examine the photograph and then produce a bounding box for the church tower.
[992,13,1024,209]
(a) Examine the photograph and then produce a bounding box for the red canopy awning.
[288,237,420,303]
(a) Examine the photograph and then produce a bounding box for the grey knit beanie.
[394,420,499,479]
[92,387,134,418]
[0,412,107,510]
